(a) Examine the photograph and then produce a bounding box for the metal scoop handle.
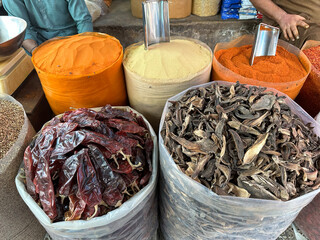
[250,23,280,65]
[142,0,170,50]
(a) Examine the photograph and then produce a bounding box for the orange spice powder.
[33,35,122,75]
[215,45,306,83]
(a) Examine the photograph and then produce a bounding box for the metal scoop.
[142,0,170,50]
[250,23,280,65]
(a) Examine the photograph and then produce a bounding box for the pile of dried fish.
[161,82,320,201]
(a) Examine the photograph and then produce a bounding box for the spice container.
[212,35,311,99]
[192,0,221,17]
[32,32,127,115]
[123,37,212,130]
[159,81,320,239]
[16,106,158,240]
[295,40,320,117]
[131,0,192,19]
[0,94,45,239]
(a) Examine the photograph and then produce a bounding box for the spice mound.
[215,45,307,83]
[23,106,153,222]
[32,35,122,76]
[0,100,24,159]
[303,45,320,71]
[161,82,320,201]
[124,39,212,82]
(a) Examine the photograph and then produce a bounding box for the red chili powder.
[303,45,320,71]
[215,45,307,83]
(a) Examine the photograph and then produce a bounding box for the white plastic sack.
[16,106,158,240]
[158,81,320,239]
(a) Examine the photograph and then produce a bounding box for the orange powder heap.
[215,45,306,83]
[33,35,122,75]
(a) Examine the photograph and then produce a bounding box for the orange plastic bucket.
[32,32,127,115]
[212,35,311,99]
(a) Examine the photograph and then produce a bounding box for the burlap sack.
[0,94,46,240]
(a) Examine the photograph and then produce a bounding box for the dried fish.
[161,82,320,202]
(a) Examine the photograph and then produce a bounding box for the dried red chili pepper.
[34,156,57,220]
[99,105,135,122]
[50,155,67,176]
[145,135,154,172]
[62,108,114,137]
[23,105,153,222]
[77,149,102,208]
[65,194,86,221]
[107,118,146,135]
[51,131,86,157]
[82,204,100,220]
[59,152,82,196]
[88,144,126,207]
[110,158,133,174]
[82,129,123,155]
[23,146,38,200]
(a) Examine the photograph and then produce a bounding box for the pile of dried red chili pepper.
[23,105,153,222]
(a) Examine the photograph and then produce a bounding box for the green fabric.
[3,0,93,45]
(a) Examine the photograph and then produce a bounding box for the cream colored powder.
[124,39,212,82]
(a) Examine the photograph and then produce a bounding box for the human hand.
[278,13,309,41]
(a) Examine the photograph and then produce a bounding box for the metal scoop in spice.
[142,0,170,50]
[250,23,280,66]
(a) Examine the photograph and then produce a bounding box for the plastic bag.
[158,81,320,240]
[15,106,158,240]
[0,94,46,239]
[212,35,311,99]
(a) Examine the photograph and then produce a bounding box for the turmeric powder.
[215,45,306,83]
[31,33,127,115]
[33,35,122,75]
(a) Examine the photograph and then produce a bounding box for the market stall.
[1,1,320,239]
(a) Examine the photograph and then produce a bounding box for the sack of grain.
[0,93,45,239]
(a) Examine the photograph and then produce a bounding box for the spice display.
[295,42,320,117]
[161,82,320,201]
[0,99,24,159]
[32,33,127,115]
[192,0,220,17]
[124,39,211,82]
[215,45,306,83]
[22,105,153,222]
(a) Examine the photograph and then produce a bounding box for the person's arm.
[250,0,309,41]
[2,0,38,53]
[67,0,93,33]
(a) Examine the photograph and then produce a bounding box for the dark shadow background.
[1,5,7,15]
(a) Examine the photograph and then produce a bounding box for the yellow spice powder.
[124,39,212,82]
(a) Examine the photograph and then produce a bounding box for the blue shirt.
[3,0,93,45]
